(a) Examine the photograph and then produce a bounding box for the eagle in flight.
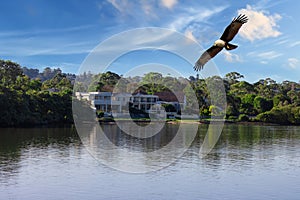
[194,14,248,71]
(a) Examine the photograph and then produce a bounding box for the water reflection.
[77,122,197,173]
[199,125,300,172]
[74,123,300,173]
[0,124,300,199]
[0,126,81,185]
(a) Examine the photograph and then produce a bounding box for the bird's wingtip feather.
[193,63,203,71]
[233,14,248,23]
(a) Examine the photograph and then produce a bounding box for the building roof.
[154,91,185,103]
[112,93,132,97]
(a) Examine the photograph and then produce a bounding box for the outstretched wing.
[194,46,223,71]
[220,14,248,42]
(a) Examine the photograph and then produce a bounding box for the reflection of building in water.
[75,92,164,114]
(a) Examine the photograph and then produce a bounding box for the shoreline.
[97,119,296,126]
[1,119,298,128]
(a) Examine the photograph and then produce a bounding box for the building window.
[147,104,151,110]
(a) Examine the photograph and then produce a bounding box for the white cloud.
[260,61,268,64]
[184,30,197,42]
[160,0,177,9]
[107,0,129,14]
[222,51,242,63]
[0,34,92,56]
[257,51,282,59]
[287,58,299,69]
[289,41,300,48]
[169,6,227,31]
[238,5,282,41]
[276,39,289,46]
[106,0,158,18]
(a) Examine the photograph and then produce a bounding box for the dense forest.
[1,59,300,126]
[0,60,74,126]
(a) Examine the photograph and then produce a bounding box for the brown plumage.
[194,14,248,71]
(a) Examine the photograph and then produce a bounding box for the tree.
[22,67,39,79]
[141,72,164,94]
[226,94,241,117]
[273,94,289,107]
[87,71,121,92]
[287,90,300,106]
[240,94,257,115]
[230,81,254,97]
[254,78,278,99]
[42,73,72,92]
[225,72,244,84]
[162,104,176,112]
[0,60,23,86]
[254,96,273,113]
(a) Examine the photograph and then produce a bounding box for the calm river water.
[0,124,300,200]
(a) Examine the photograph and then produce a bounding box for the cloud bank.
[160,0,177,9]
[222,51,242,63]
[238,5,282,41]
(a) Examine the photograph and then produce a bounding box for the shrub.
[238,114,249,122]
[97,111,104,118]
[255,105,300,125]
[254,96,273,113]
[227,115,238,121]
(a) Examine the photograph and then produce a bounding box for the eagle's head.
[214,39,226,47]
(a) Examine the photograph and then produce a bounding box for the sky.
[1,0,300,83]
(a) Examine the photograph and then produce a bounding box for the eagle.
[194,14,248,71]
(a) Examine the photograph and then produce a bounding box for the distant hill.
[22,67,76,83]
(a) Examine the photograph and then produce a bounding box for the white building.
[131,92,159,113]
[75,92,162,114]
[75,92,112,112]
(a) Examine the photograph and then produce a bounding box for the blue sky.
[1,0,300,83]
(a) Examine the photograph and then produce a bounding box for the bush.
[256,109,288,124]
[254,96,273,113]
[226,105,239,117]
[255,105,300,125]
[97,111,104,118]
[273,94,289,107]
[227,115,238,121]
[238,114,249,122]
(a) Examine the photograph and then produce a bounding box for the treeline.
[1,59,300,126]
[0,60,73,126]
[194,72,300,125]
[23,66,76,82]
[75,71,300,125]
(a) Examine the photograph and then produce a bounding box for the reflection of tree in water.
[0,127,81,185]
[197,124,300,170]
[100,123,180,152]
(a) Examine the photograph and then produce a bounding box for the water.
[0,124,300,200]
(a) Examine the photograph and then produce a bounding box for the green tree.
[254,96,273,113]
[230,81,254,97]
[0,60,23,86]
[273,94,289,107]
[224,72,244,84]
[141,72,164,94]
[240,94,256,115]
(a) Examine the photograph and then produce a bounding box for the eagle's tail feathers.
[225,43,238,50]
